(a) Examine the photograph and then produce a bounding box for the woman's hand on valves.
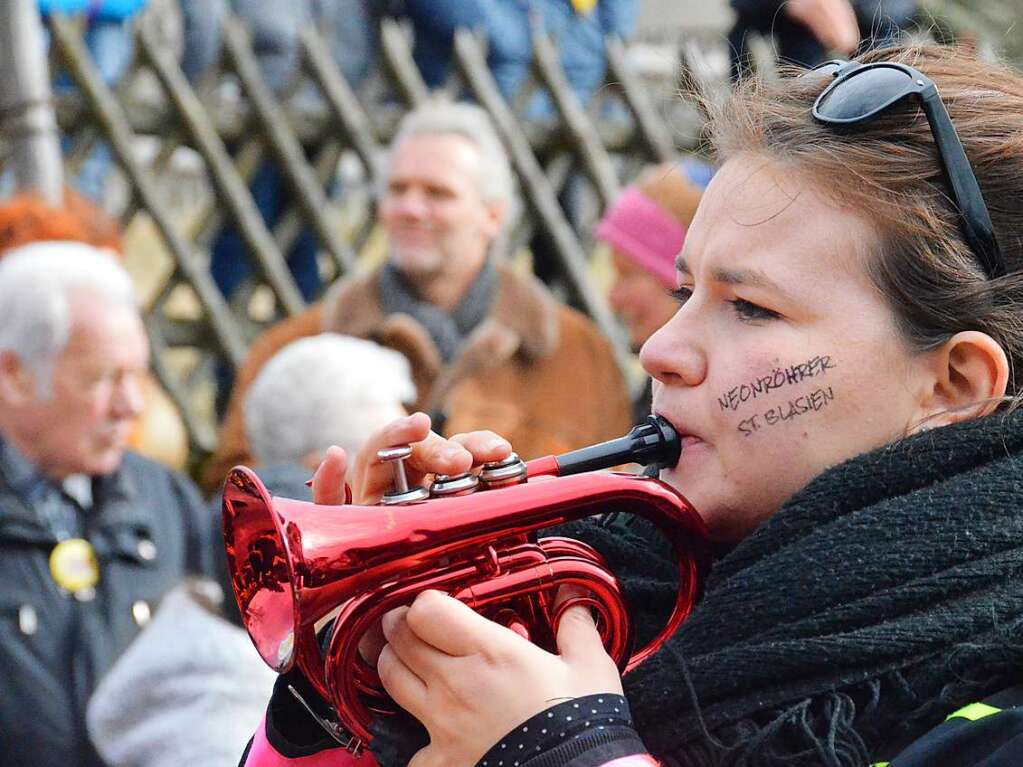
[308,412,515,665]
[310,411,512,506]
[378,588,624,767]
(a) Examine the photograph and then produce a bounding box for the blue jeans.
[209,161,321,303]
[210,161,321,416]
[54,18,134,202]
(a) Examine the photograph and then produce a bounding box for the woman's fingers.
[448,430,512,465]
[554,601,607,664]
[402,590,522,658]
[553,585,624,693]
[382,604,463,680]
[407,430,474,478]
[377,643,428,717]
[349,412,433,503]
[311,445,348,505]
[340,412,519,504]
[350,414,509,503]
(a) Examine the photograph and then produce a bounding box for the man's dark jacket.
[0,446,214,767]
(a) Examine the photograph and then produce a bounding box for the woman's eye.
[668,287,692,304]
[730,298,779,322]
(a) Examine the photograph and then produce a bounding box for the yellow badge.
[49,538,99,592]
[571,0,597,13]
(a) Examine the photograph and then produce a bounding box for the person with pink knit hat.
[596,162,705,419]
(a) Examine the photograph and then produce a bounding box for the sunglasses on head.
[805,59,1004,279]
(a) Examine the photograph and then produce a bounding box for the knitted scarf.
[623,409,1023,766]
[370,411,1023,767]
[377,256,497,364]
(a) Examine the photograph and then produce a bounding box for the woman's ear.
[921,331,1009,425]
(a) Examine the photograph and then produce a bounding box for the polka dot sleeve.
[475,694,656,767]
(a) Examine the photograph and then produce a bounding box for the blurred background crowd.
[0,0,1017,765]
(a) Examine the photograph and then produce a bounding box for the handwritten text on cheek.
[738,386,835,436]
[718,355,835,412]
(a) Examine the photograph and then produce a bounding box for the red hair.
[0,187,122,256]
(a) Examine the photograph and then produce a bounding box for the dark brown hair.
[706,45,1023,400]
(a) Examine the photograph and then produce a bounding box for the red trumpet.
[222,416,710,751]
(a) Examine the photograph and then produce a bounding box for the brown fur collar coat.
[203,264,631,491]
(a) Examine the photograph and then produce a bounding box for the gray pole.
[0,0,64,204]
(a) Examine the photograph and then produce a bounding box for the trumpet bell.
[222,467,299,671]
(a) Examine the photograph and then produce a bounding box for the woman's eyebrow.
[675,256,796,302]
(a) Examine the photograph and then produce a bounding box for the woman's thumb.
[553,586,607,662]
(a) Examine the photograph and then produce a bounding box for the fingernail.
[381,606,406,639]
[485,438,510,452]
[381,610,396,639]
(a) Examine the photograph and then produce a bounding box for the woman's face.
[641,156,934,542]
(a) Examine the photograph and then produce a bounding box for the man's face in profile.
[12,292,148,479]
[379,133,503,282]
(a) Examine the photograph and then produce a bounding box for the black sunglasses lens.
[816,66,915,121]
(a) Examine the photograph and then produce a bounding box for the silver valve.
[430,471,480,497]
[478,453,527,489]
[378,445,430,505]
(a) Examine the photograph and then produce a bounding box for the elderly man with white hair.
[82,334,415,767]
[0,242,213,767]
[205,98,631,490]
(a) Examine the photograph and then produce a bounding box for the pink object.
[600,756,661,766]
[244,716,378,767]
[596,187,686,287]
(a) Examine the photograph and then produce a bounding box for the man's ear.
[920,331,1009,425]
[482,199,508,239]
[0,351,37,405]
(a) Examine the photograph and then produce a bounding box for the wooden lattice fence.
[37,12,715,457]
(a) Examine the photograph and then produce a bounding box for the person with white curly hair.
[244,333,416,470]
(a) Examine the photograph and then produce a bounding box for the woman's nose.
[639,310,706,388]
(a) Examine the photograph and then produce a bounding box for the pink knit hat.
[596,186,687,287]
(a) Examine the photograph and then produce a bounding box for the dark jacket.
[883,686,1023,766]
[0,445,214,767]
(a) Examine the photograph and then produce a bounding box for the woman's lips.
[653,411,703,446]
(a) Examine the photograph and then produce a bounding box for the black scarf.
[371,411,1023,767]
[377,256,497,364]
